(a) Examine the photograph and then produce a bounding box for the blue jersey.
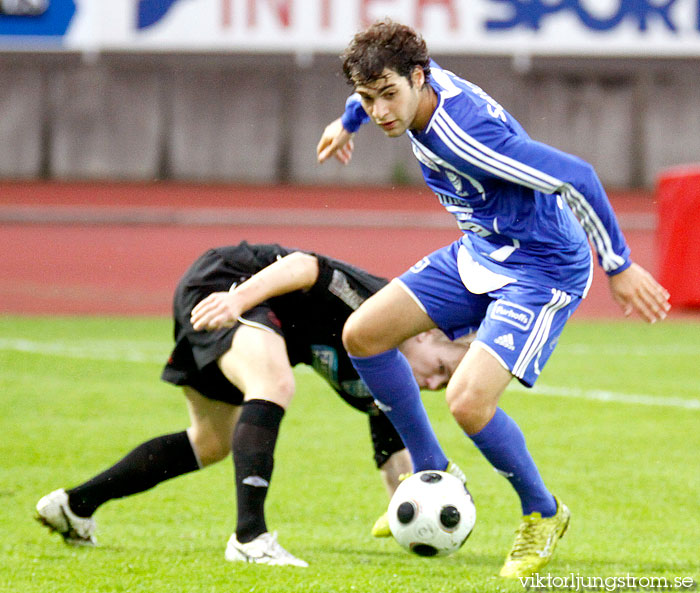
[341,60,631,296]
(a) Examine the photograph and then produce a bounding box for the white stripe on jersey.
[560,185,626,272]
[434,109,561,193]
[512,290,571,379]
[424,104,627,273]
[430,120,544,192]
[410,137,486,199]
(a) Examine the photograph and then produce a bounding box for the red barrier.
[656,165,700,308]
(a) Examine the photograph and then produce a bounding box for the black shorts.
[161,305,283,406]
[161,248,285,406]
[160,246,405,467]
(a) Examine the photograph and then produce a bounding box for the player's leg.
[449,348,570,578]
[219,322,295,544]
[378,449,412,495]
[343,279,451,473]
[65,386,235,511]
[446,344,557,515]
[343,278,437,356]
[344,241,485,475]
[216,322,307,567]
[183,386,240,465]
[448,287,579,577]
[368,409,411,537]
[35,386,235,546]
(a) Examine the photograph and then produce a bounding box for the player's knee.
[245,371,296,407]
[342,311,381,357]
[445,383,498,435]
[270,373,295,403]
[342,319,363,356]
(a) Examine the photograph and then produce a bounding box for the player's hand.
[608,262,671,323]
[316,118,355,165]
[190,292,241,331]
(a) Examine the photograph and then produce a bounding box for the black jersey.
[233,242,388,411]
[162,242,402,466]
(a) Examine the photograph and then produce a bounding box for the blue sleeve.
[440,112,631,275]
[341,93,370,133]
[497,133,631,275]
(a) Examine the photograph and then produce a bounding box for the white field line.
[508,382,700,410]
[0,337,166,364]
[1,338,697,411]
[557,344,700,356]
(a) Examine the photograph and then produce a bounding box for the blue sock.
[350,350,449,472]
[468,408,557,517]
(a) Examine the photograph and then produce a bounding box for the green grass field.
[1,316,698,593]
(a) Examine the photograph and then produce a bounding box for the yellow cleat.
[499,496,570,579]
[371,512,392,538]
[372,460,468,538]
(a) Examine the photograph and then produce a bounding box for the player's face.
[403,331,470,391]
[354,68,427,137]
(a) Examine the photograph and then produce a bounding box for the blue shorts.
[397,240,582,387]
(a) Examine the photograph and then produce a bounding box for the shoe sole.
[226,550,307,567]
[35,512,95,547]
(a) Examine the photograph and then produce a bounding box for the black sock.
[233,399,285,543]
[67,431,200,518]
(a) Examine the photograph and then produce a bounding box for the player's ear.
[415,329,439,343]
[411,66,425,88]
[414,331,428,343]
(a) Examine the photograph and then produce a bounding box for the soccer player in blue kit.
[317,20,671,578]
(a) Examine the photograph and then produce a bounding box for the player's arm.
[316,94,368,164]
[190,251,319,331]
[447,120,632,273]
[607,262,670,323]
[503,137,632,270]
[441,119,669,321]
[487,136,669,321]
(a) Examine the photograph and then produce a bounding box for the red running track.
[0,181,692,320]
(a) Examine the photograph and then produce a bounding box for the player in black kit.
[36,242,472,566]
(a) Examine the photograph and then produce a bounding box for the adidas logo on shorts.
[494,333,515,351]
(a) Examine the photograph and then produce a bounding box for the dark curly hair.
[342,20,431,88]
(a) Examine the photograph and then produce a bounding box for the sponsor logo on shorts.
[491,301,534,331]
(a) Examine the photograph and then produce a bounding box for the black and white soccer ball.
[388,470,476,557]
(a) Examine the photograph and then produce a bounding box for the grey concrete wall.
[167,63,285,183]
[49,61,163,179]
[0,52,697,188]
[0,59,45,177]
[644,64,700,187]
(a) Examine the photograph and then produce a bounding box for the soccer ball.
[388,470,476,557]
